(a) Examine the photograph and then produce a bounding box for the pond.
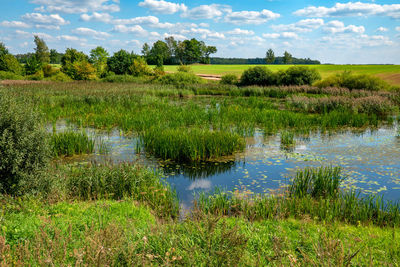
[52,121,400,210]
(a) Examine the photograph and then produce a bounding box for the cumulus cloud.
[0,21,30,28]
[138,0,187,14]
[112,25,148,36]
[323,20,365,34]
[71,27,111,40]
[225,9,280,25]
[396,27,400,32]
[294,2,400,19]
[80,12,113,23]
[321,33,393,47]
[182,4,230,19]
[226,28,255,36]
[22,13,69,30]
[262,33,280,39]
[262,32,299,39]
[57,35,86,42]
[113,16,174,29]
[30,0,120,14]
[271,19,324,33]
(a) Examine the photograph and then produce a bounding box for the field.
[1,74,400,265]
[162,64,400,85]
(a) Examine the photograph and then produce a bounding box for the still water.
[53,122,400,209]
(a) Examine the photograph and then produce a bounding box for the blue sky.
[0,0,399,63]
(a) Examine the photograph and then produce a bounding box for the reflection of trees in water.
[162,160,241,180]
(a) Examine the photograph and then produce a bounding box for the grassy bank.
[162,64,400,86]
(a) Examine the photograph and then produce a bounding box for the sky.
[0,0,399,64]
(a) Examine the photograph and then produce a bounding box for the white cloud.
[225,9,280,25]
[396,27,400,32]
[262,33,280,39]
[113,16,174,29]
[226,28,254,36]
[323,20,365,34]
[182,4,230,19]
[22,13,69,30]
[57,35,86,42]
[30,0,120,14]
[163,33,186,40]
[71,27,111,40]
[80,12,113,23]
[321,33,393,47]
[0,21,30,28]
[112,25,148,36]
[138,0,187,14]
[376,27,388,33]
[294,2,400,19]
[262,32,299,39]
[271,19,324,33]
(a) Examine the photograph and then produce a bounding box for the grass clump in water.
[50,131,95,157]
[141,127,245,162]
[280,131,296,150]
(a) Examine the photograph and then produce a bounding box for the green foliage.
[66,164,178,218]
[220,74,238,85]
[129,57,152,76]
[61,48,89,78]
[24,55,42,75]
[141,127,245,162]
[50,131,95,157]
[240,66,275,86]
[42,64,58,77]
[277,66,321,86]
[0,42,9,57]
[89,46,109,78]
[156,72,204,88]
[26,70,44,81]
[0,71,24,80]
[283,51,293,64]
[0,54,22,74]
[33,35,50,65]
[102,74,142,83]
[280,130,295,150]
[315,71,392,91]
[72,60,97,80]
[107,50,137,75]
[0,95,49,194]
[148,40,170,66]
[44,72,72,82]
[177,64,192,73]
[49,49,62,64]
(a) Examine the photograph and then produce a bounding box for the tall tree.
[34,35,50,65]
[149,41,170,66]
[141,43,150,58]
[200,43,217,64]
[164,36,177,63]
[0,42,9,57]
[50,49,62,64]
[283,51,293,64]
[266,49,275,64]
[90,46,109,77]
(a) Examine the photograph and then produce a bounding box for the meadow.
[1,68,400,265]
[162,64,400,86]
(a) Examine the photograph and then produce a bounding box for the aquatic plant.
[50,130,95,157]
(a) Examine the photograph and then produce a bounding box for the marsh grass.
[280,131,296,150]
[196,166,400,227]
[50,130,95,157]
[141,127,245,162]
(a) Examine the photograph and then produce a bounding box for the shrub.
[240,66,275,86]
[42,64,58,77]
[72,60,97,80]
[177,65,192,73]
[156,72,204,88]
[277,66,321,86]
[61,48,89,78]
[44,72,72,82]
[153,65,165,77]
[220,74,238,85]
[0,95,50,194]
[0,54,23,74]
[107,50,137,75]
[129,57,152,76]
[315,71,390,91]
[26,70,44,81]
[0,71,24,80]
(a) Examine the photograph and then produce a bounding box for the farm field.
[162,64,400,85]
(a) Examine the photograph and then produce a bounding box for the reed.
[50,131,95,157]
[280,131,296,150]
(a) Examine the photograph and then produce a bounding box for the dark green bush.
[220,74,238,85]
[157,72,204,89]
[315,71,391,91]
[277,66,321,86]
[25,56,42,75]
[240,66,275,86]
[107,50,137,75]
[0,95,50,194]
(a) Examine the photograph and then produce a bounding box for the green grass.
[161,64,400,85]
[50,130,95,157]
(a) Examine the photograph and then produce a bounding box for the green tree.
[149,40,170,66]
[200,44,217,64]
[164,36,177,64]
[0,54,23,74]
[90,46,109,77]
[34,35,50,65]
[61,48,89,79]
[50,49,62,64]
[107,50,137,75]
[25,55,42,75]
[141,43,150,58]
[182,38,203,64]
[283,51,293,64]
[0,42,9,57]
[266,49,275,64]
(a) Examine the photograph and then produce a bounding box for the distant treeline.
[210,57,321,65]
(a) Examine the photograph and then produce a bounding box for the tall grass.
[280,131,295,150]
[50,131,95,157]
[141,127,245,162]
[196,166,400,227]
